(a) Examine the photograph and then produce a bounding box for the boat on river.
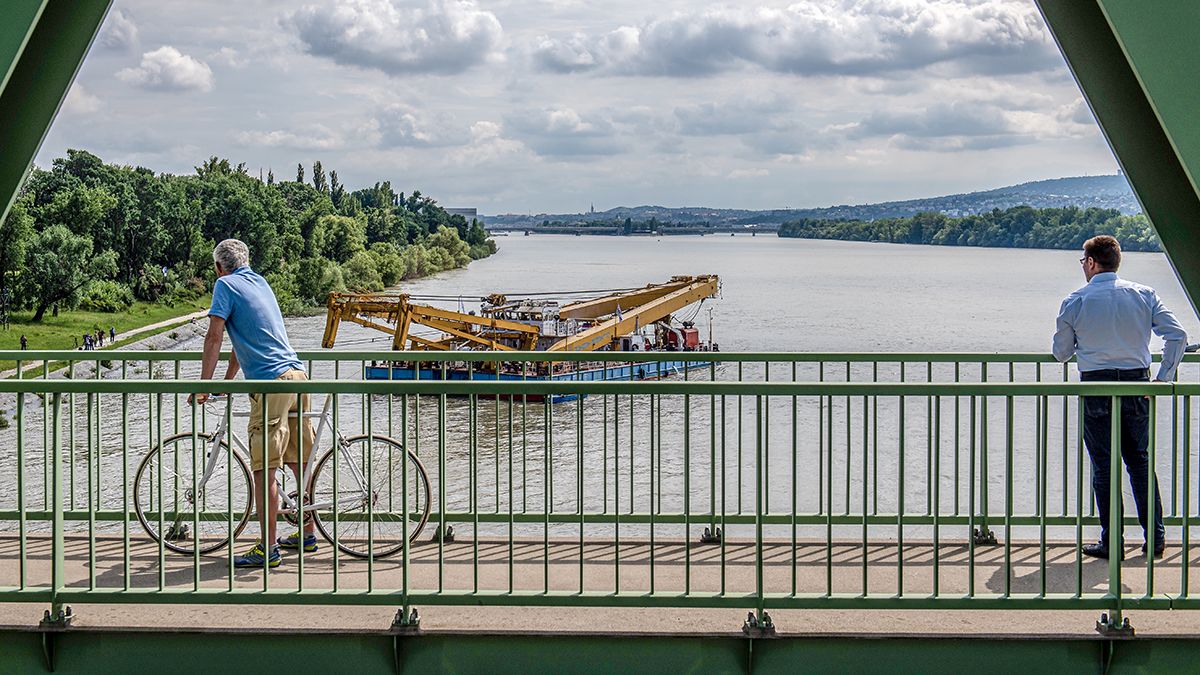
[323,275,720,401]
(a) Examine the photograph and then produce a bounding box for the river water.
[5,236,1199,540]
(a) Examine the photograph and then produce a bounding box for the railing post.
[1097,394,1132,636]
[41,392,73,630]
[743,394,774,636]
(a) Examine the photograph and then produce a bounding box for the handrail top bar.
[0,378,1179,396]
[0,349,1191,364]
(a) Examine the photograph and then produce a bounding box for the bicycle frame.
[198,395,373,515]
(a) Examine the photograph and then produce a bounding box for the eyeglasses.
[1079,256,1088,264]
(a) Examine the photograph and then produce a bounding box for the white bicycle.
[133,394,431,558]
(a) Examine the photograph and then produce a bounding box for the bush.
[265,269,306,316]
[79,280,134,312]
[295,256,346,305]
[341,251,383,292]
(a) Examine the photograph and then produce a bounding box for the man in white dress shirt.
[1053,235,1184,560]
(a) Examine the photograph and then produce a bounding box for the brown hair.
[1083,235,1121,271]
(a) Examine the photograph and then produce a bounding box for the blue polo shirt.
[209,266,303,380]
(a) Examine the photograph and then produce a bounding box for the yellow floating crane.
[321,275,719,353]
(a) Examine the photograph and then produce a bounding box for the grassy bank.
[0,295,210,371]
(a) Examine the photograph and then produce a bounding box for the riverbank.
[0,296,210,374]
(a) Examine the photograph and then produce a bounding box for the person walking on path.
[1053,235,1184,560]
[73,336,78,350]
[110,326,116,342]
[189,238,316,570]
[19,334,27,350]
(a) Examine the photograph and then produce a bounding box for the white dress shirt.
[1053,272,1187,381]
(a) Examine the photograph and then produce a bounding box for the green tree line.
[777,206,1160,251]
[0,150,496,319]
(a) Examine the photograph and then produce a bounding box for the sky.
[38,0,1120,214]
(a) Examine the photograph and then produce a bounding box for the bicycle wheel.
[310,434,431,558]
[134,432,254,555]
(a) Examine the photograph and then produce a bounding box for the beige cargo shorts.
[247,369,316,471]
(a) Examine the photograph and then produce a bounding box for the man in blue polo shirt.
[189,238,317,569]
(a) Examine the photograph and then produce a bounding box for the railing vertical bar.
[50,393,64,618]
[16,363,26,590]
[862,394,869,597]
[579,385,586,595]
[612,391,619,594]
[897,391,905,597]
[791,362,798,596]
[1146,395,1156,597]
[1075,391,1084,598]
[1108,395,1123,624]
[438,364,447,593]
[955,363,961,516]
[927,362,933,516]
[1182,395,1191,599]
[1004,396,1013,598]
[968,394,977,598]
[826,394,833,597]
[649,393,655,595]
[508,395,515,595]
[755,394,765,623]
[846,362,852,516]
[1040,394,1048,599]
[544,396,552,595]
[933,393,941,597]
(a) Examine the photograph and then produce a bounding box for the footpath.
[0,308,208,380]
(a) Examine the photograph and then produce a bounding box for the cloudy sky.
[39,0,1119,214]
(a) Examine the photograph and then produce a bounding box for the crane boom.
[545,275,718,352]
[559,278,699,319]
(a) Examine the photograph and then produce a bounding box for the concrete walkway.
[2,534,1197,636]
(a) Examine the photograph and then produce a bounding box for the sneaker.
[234,541,281,568]
[278,531,319,553]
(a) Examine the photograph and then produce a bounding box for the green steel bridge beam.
[0,0,111,225]
[1038,1,1200,314]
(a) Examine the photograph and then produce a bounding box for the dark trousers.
[1081,368,1165,547]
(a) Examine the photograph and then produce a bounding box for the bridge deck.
[2,534,1198,635]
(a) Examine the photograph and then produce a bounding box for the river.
[5,235,1199,540]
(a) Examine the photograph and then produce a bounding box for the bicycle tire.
[133,432,254,555]
[309,434,431,559]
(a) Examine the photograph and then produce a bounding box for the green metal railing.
[1,350,1198,633]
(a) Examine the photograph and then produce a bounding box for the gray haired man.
[190,239,316,569]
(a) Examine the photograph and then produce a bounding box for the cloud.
[504,107,623,157]
[116,47,214,92]
[285,0,503,76]
[62,83,102,115]
[235,125,346,151]
[209,47,245,69]
[531,0,1058,78]
[98,9,138,51]
[368,104,472,147]
[845,101,1036,151]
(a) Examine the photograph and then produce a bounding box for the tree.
[21,225,117,321]
[312,161,328,193]
[329,170,345,208]
[296,163,305,184]
[267,169,275,185]
[315,214,366,263]
[0,200,32,303]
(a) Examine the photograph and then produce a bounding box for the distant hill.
[485,174,1138,230]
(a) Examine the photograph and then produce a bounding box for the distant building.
[446,207,481,223]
